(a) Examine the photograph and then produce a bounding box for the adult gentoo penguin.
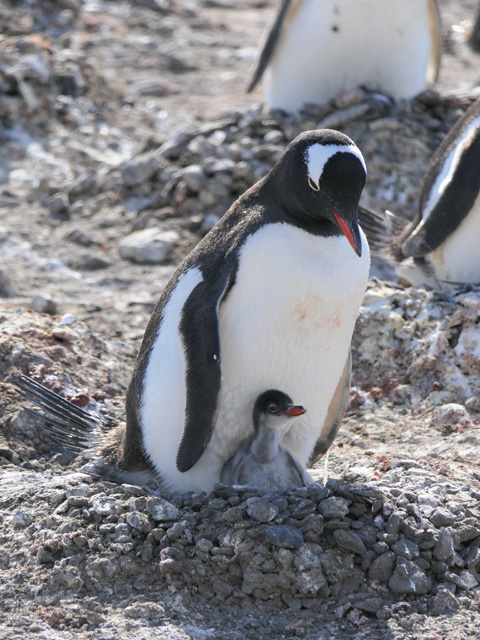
[359,97,480,287]
[247,0,442,112]
[220,390,309,490]
[14,130,370,493]
[125,128,370,493]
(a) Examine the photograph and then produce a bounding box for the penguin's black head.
[254,390,307,422]
[276,129,367,256]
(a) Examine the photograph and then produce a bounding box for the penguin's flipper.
[309,351,351,464]
[284,449,307,487]
[176,267,235,473]
[246,0,293,93]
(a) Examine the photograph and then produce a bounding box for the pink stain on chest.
[293,296,342,333]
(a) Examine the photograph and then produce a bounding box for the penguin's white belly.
[264,0,434,112]
[430,195,480,284]
[191,223,369,490]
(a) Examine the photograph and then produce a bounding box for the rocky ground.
[2,0,480,638]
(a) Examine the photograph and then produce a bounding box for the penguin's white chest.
[264,0,436,111]
[203,223,370,480]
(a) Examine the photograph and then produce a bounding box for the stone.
[48,193,70,220]
[388,558,431,595]
[368,552,396,582]
[11,510,33,529]
[126,510,152,533]
[30,295,57,314]
[146,497,180,522]
[265,525,304,549]
[90,495,121,517]
[318,497,350,519]
[332,529,367,555]
[121,151,162,187]
[430,508,456,528]
[391,537,419,560]
[353,597,384,614]
[433,528,455,563]
[119,228,179,264]
[432,587,460,614]
[180,165,206,193]
[246,498,279,523]
[433,403,469,426]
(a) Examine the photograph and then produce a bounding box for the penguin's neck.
[250,415,285,463]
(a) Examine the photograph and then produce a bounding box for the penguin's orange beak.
[282,406,306,417]
[333,211,362,257]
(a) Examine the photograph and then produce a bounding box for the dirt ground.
[2,0,480,638]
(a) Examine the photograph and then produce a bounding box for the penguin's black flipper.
[246,0,292,93]
[176,267,235,473]
[13,374,110,452]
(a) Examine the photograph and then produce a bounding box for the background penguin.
[220,389,309,491]
[125,128,370,494]
[358,96,480,287]
[247,0,442,113]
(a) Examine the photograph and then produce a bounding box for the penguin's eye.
[308,176,320,191]
[267,403,277,414]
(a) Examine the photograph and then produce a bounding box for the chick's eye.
[267,403,277,413]
[308,176,319,191]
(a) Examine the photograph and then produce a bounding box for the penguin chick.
[221,390,309,491]
[358,96,480,287]
[247,0,441,112]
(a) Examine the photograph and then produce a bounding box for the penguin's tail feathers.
[12,374,112,454]
[358,205,406,261]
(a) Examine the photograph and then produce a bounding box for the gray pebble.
[119,228,179,264]
[121,151,162,187]
[318,497,350,519]
[91,495,121,517]
[353,596,384,614]
[11,510,34,529]
[265,525,304,549]
[126,510,152,533]
[388,558,431,595]
[147,497,180,522]
[391,537,420,560]
[433,528,455,562]
[430,507,456,528]
[369,552,396,582]
[180,165,206,193]
[246,498,279,523]
[432,587,460,614]
[332,529,367,555]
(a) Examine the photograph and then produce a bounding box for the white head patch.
[304,142,367,189]
[422,115,480,221]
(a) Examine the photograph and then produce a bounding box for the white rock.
[60,313,76,325]
[455,326,480,358]
[119,228,179,264]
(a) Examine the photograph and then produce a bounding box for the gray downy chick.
[221,389,309,491]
